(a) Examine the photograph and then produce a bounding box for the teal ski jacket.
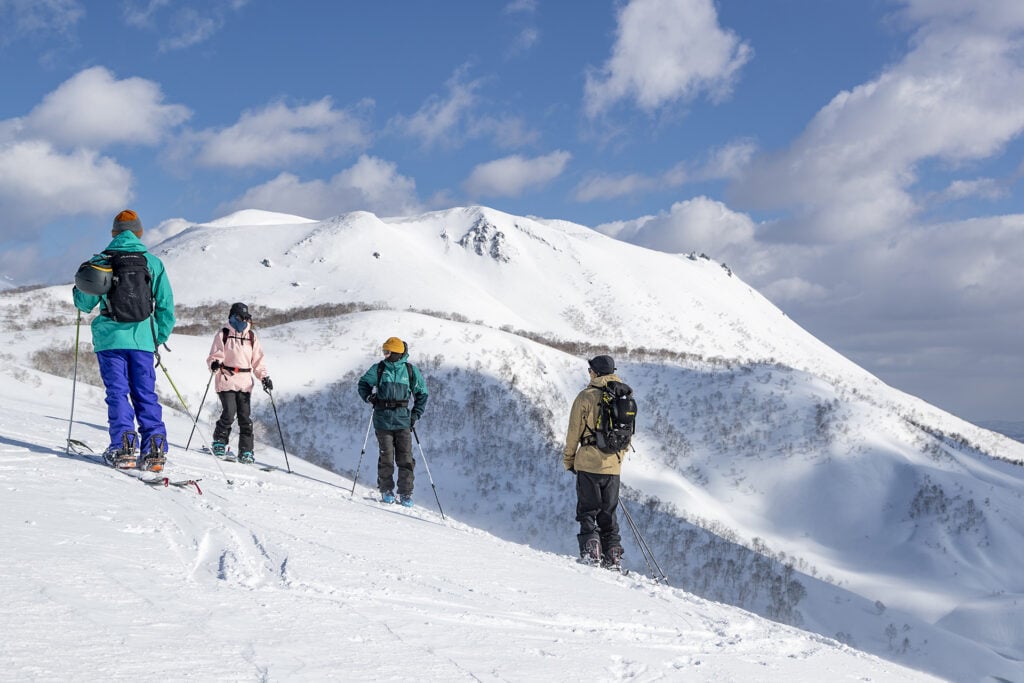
[72,231,176,352]
[357,348,429,431]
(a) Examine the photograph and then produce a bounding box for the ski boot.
[103,432,138,469]
[602,545,624,571]
[238,451,255,464]
[580,538,602,566]
[381,490,396,504]
[142,435,167,473]
[399,493,414,508]
[211,441,227,458]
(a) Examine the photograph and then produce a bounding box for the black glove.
[262,376,273,391]
[568,465,576,474]
[210,360,221,371]
[366,395,377,406]
[410,415,418,428]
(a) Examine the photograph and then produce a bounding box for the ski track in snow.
[0,409,938,682]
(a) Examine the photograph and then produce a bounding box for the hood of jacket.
[104,230,148,253]
[588,373,623,390]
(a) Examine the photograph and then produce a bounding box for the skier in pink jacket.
[205,302,272,463]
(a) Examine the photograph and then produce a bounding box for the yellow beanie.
[382,337,404,354]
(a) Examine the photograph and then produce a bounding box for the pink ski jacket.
[206,324,269,393]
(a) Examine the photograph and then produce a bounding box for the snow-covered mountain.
[3,205,1022,681]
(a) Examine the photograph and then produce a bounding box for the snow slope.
[0,375,935,682]
[3,205,1023,681]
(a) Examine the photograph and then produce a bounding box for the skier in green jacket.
[357,337,429,507]
[72,210,176,471]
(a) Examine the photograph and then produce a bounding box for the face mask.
[229,315,247,332]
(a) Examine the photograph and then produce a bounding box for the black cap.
[229,302,250,320]
[588,355,615,376]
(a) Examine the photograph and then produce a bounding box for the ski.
[364,492,416,509]
[574,556,630,576]
[111,466,203,494]
[199,446,275,472]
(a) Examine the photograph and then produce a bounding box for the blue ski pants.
[96,349,167,453]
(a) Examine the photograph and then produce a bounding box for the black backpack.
[591,380,637,454]
[101,251,154,323]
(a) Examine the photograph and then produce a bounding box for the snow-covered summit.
[202,208,318,227]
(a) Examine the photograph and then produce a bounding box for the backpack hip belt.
[220,366,251,375]
[375,399,409,409]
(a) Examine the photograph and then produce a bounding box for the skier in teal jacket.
[73,210,176,471]
[357,337,429,506]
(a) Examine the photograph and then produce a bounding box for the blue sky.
[2,0,1023,423]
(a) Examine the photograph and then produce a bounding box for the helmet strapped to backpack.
[74,260,113,296]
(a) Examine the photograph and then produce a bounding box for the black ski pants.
[575,471,622,556]
[376,428,414,496]
[213,390,254,454]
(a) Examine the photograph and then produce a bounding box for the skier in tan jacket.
[563,355,629,569]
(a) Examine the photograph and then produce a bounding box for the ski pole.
[620,500,668,584]
[411,426,445,520]
[185,370,214,451]
[349,412,375,497]
[155,356,234,484]
[263,385,292,474]
[65,309,82,455]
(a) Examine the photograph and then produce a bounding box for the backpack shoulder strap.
[376,361,417,391]
[222,327,255,345]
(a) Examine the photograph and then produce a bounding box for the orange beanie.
[112,209,143,236]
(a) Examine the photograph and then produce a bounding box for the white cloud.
[573,139,756,202]
[584,0,751,117]
[221,155,421,219]
[188,98,371,169]
[701,139,757,180]
[574,171,664,203]
[503,0,539,57]
[122,0,250,52]
[937,178,1008,202]
[0,0,83,41]
[23,66,190,148]
[733,7,1024,243]
[759,277,829,304]
[595,196,755,256]
[0,140,132,235]
[503,0,537,13]
[896,0,1024,31]
[463,151,570,198]
[467,114,539,150]
[508,27,540,57]
[393,69,482,149]
[392,67,537,150]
